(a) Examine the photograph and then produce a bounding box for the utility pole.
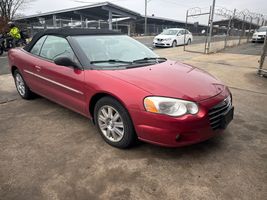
[145,0,147,35]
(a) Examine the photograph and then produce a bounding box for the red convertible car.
[8,29,234,148]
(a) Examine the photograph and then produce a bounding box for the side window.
[40,35,76,62]
[177,30,183,35]
[30,36,47,55]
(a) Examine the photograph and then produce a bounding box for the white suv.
[153,28,193,48]
[252,26,267,43]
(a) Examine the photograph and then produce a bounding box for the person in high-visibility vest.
[7,22,21,47]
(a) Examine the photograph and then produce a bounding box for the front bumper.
[153,40,172,47]
[130,91,233,147]
[252,35,265,42]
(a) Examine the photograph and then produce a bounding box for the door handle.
[35,65,42,72]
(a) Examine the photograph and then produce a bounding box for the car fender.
[83,70,151,119]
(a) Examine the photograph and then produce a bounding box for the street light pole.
[145,0,147,35]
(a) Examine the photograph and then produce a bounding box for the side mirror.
[177,33,182,36]
[54,56,80,69]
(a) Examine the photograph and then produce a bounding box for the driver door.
[34,35,86,115]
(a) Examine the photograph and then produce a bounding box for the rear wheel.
[14,69,35,99]
[94,97,136,148]
[187,39,191,45]
[172,40,177,48]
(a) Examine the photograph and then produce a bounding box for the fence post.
[247,16,252,42]
[239,14,245,45]
[184,10,188,52]
[224,9,236,48]
[258,30,267,76]
[257,17,260,28]
[207,0,216,54]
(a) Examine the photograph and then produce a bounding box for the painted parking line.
[0,56,7,59]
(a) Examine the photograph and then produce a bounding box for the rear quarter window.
[30,36,47,55]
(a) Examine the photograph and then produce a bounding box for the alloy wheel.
[97,105,124,142]
[15,73,26,96]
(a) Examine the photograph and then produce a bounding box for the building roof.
[15,1,140,22]
[213,18,258,28]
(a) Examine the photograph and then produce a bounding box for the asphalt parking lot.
[0,41,267,200]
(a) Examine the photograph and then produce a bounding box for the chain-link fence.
[184,6,266,54]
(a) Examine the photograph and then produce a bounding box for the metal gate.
[184,7,211,54]
[184,3,266,54]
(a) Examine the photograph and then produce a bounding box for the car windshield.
[257,27,267,32]
[161,29,179,35]
[72,35,160,68]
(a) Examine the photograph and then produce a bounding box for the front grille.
[208,96,232,130]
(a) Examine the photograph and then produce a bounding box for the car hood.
[254,31,267,35]
[101,61,226,102]
[155,34,175,39]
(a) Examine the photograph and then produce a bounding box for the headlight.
[144,96,199,117]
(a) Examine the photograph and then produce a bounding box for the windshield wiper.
[90,59,132,64]
[132,57,167,63]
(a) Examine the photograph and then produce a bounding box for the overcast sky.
[24,0,267,22]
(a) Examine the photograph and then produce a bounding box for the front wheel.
[94,97,137,148]
[172,40,177,48]
[14,70,35,99]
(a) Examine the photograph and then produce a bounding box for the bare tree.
[0,0,33,20]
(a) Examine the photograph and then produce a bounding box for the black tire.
[172,40,177,48]
[187,39,191,45]
[94,96,137,149]
[14,69,35,100]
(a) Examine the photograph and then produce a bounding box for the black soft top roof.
[24,28,122,52]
